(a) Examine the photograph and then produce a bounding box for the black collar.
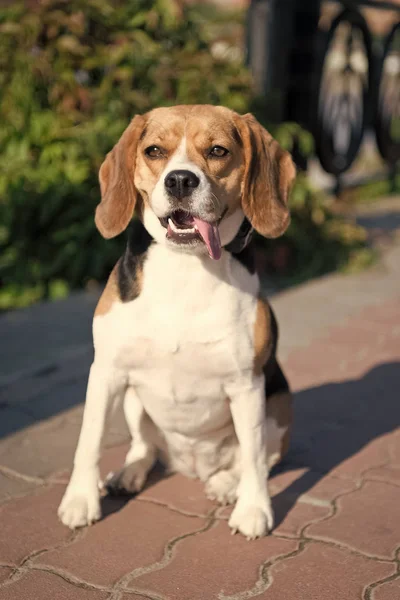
[224,217,253,254]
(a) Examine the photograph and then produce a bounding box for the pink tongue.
[193,217,221,260]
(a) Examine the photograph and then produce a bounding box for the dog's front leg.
[58,362,125,529]
[225,375,273,539]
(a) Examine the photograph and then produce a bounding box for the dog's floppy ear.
[235,113,296,238]
[95,114,146,239]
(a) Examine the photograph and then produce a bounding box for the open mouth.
[159,209,222,260]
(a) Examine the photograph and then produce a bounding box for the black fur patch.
[117,219,153,302]
[263,306,290,397]
[225,217,255,274]
[230,243,256,275]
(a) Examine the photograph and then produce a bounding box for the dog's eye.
[209,145,229,158]
[145,145,163,158]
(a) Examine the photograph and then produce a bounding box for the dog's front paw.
[58,481,101,529]
[229,500,274,540]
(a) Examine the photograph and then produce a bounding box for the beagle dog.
[58,105,296,539]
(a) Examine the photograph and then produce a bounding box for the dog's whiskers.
[210,190,222,214]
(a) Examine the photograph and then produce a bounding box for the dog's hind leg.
[105,387,157,495]
[265,361,293,470]
[205,466,240,505]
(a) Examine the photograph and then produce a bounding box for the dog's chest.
[94,247,259,418]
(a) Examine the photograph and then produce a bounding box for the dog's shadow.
[101,361,400,527]
[100,462,172,519]
[271,361,400,527]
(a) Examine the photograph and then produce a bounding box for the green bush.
[0,0,373,309]
[253,123,375,285]
[0,0,251,308]
[254,172,375,286]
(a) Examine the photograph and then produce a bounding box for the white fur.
[227,376,274,538]
[58,363,124,528]
[59,126,288,537]
[58,244,284,537]
[105,387,157,493]
[144,134,241,257]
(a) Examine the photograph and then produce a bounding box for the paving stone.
[326,321,392,346]
[289,363,398,477]
[119,592,150,600]
[0,571,108,599]
[0,485,70,565]
[261,542,396,600]
[329,437,390,481]
[0,226,399,599]
[388,430,400,467]
[0,409,81,479]
[307,481,400,559]
[217,494,329,539]
[273,500,329,537]
[129,520,298,600]
[5,352,90,409]
[303,475,357,502]
[360,298,400,325]
[372,577,400,600]
[20,372,88,421]
[284,342,344,384]
[0,290,98,381]
[0,405,127,485]
[138,471,215,517]
[98,444,132,480]
[60,444,134,487]
[269,467,310,493]
[270,467,357,503]
[0,473,39,504]
[35,499,206,587]
[98,444,215,517]
[0,406,35,440]
[0,568,13,584]
[103,407,130,448]
[365,466,400,486]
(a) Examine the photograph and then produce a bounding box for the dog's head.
[96,105,296,260]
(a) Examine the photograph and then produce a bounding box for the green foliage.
[254,173,375,287]
[0,0,251,308]
[273,122,315,158]
[340,172,400,204]
[250,122,375,286]
[0,0,373,309]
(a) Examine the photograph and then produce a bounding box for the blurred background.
[0,0,399,310]
[0,4,399,592]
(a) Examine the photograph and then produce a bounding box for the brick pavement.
[0,254,399,598]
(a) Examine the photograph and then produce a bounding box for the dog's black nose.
[164,170,200,199]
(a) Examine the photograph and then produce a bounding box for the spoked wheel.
[375,22,400,166]
[313,9,373,176]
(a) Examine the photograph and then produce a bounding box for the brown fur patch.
[96,114,148,239]
[134,105,245,217]
[253,298,273,376]
[233,113,296,238]
[94,253,146,316]
[96,105,295,242]
[94,262,120,317]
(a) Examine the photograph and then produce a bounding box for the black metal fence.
[247,0,400,179]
